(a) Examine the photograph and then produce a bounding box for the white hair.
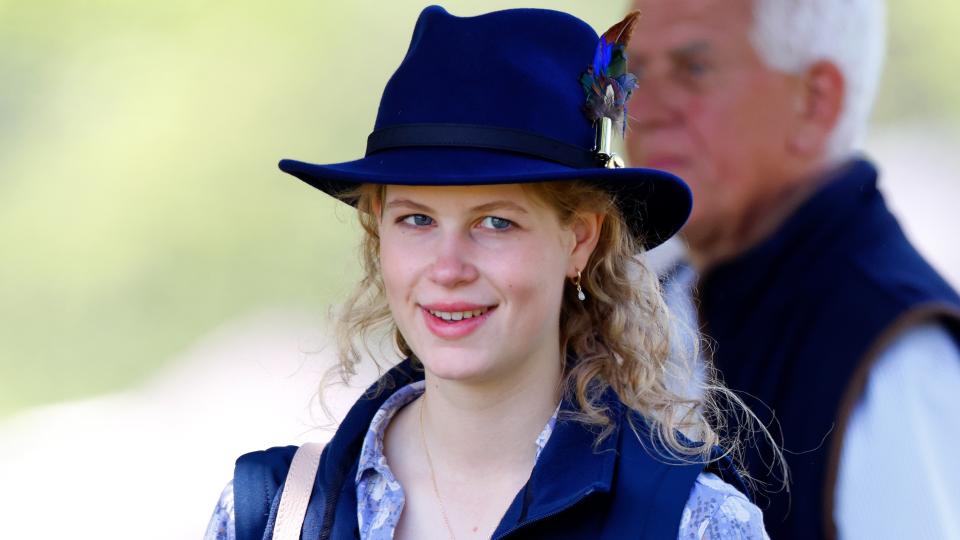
[749,0,887,163]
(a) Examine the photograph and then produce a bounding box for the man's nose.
[427,232,479,288]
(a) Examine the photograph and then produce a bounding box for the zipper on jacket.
[491,488,596,540]
[317,462,344,540]
[319,482,344,540]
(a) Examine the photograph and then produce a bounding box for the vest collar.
[701,157,880,326]
[495,390,620,536]
[321,359,424,481]
[323,359,620,534]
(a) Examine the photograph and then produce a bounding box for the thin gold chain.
[419,394,458,540]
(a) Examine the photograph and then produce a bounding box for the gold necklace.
[418,394,458,540]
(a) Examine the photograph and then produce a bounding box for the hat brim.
[279,147,691,250]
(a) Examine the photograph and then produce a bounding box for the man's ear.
[789,60,845,157]
[568,212,605,277]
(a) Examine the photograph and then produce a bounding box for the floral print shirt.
[204,381,769,539]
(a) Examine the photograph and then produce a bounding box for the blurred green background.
[1,0,958,417]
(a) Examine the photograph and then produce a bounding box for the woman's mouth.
[420,304,496,338]
[426,307,490,321]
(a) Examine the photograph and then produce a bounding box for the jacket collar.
[321,359,424,482]
[532,354,622,514]
[508,390,620,523]
[323,359,620,532]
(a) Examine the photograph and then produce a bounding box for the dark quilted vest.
[698,158,960,539]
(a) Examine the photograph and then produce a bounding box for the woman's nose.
[427,232,479,288]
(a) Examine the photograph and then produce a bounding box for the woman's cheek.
[380,241,412,303]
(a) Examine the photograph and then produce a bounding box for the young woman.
[205,6,771,540]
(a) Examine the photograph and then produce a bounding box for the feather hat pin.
[580,11,641,135]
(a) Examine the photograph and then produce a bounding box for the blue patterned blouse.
[205,381,769,539]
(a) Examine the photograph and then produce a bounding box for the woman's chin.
[418,352,500,384]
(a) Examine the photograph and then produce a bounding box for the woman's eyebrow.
[384,199,529,214]
[470,201,529,214]
[385,199,434,212]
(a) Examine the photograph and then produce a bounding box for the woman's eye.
[479,216,513,230]
[401,214,434,227]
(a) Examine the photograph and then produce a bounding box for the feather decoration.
[580,11,641,135]
[601,10,641,47]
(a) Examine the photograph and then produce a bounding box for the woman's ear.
[788,60,845,157]
[568,212,604,276]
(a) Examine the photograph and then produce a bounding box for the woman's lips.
[419,303,497,339]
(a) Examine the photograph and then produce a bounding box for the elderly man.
[625,1,960,539]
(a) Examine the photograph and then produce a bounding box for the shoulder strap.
[233,446,297,540]
[272,442,326,540]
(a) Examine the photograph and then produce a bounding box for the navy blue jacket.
[697,159,960,539]
[233,360,734,540]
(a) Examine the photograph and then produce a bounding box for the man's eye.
[479,216,513,230]
[401,214,434,227]
[680,59,708,77]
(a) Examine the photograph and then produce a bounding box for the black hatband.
[365,123,599,169]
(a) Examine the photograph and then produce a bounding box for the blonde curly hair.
[330,181,783,473]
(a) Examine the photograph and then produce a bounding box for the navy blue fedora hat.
[279,5,691,249]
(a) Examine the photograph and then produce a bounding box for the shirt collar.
[354,380,425,484]
[354,379,561,486]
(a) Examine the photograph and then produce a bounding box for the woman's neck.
[419,353,563,475]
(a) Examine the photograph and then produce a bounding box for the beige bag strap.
[272,441,325,540]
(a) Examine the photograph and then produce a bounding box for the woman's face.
[378,183,597,385]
